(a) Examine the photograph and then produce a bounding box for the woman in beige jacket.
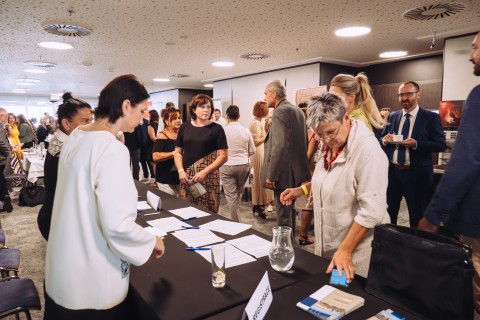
[281,93,390,281]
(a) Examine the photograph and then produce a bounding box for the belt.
[392,163,410,170]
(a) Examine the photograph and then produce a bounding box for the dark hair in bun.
[57,92,92,132]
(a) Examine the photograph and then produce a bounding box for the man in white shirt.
[220,105,255,221]
[214,108,228,127]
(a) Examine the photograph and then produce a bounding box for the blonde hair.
[330,73,385,129]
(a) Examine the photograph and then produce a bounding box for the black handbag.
[365,224,474,320]
[18,185,45,207]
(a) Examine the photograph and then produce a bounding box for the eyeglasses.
[314,122,342,141]
[397,92,418,98]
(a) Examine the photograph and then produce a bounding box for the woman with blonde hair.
[249,101,274,219]
[329,73,385,131]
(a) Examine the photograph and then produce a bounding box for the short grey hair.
[266,80,286,99]
[306,93,346,130]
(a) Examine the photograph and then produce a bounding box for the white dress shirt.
[392,106,419,165]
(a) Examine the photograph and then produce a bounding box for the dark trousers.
[0,165,8,200]
[274,189,296,234]
[387,165,432,228]
[129,149,140,181]
[139,145,153,179]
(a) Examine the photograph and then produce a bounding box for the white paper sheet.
[199,220,252,235]
[227,235,271,258]
[172,228,224,247]
[168,206,210,220]
[137,201,152,211]
[146,191,161,210]
[195,243,256,268]
[144,226,167,238]
[147,217,191,233]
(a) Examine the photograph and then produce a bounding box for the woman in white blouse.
[45,74,165,319]
[280,93,389,282]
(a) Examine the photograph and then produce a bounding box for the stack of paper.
[200,219,252,235]
[147,217,191,233]
[195,243,256,268]
[168,206,210,220]
[227,235,271,258]
[137,201,151,211]
[144,226,167,238]
[172,228,224,247]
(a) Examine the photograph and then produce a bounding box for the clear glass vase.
[268,226,295,272]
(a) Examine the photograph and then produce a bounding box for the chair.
[0,276,41,320]
[0,248,20,278]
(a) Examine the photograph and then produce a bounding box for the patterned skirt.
[178,151,221,213]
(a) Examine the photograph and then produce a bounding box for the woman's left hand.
[326,248,355,283]
[191,170,207,183]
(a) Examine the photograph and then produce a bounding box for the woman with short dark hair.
[174,94,228,213]
[44,75,165,319]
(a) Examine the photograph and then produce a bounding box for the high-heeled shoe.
[252,206,267,219]
[298,235,314,246]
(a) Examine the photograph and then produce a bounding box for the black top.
[36,125,49,143]
[175,122,227,168]
[37,151,58,240]
[153,132,179,184]
[124,125,144,152]
[146,122,159,162]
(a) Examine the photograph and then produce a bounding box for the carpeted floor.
[0,181,409,320]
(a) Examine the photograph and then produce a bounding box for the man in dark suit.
[262,80,310,228]
[0,107,13,212]
[380,81,446,227]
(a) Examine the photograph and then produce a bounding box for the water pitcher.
[269,226,294,271]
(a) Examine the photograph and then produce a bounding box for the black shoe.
[3,196,13,213]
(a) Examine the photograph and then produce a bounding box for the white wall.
[149,89,179,115]
[213,63,320,128]
[442,34,480,101]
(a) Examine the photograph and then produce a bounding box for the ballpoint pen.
[181,226,199,229]
[144,212,161,216]
[181,217,197,221]
[185,247,211,251]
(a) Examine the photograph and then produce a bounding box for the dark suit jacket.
[380,107,446,182]
[261,99,310,190]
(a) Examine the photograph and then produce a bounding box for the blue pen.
[181,226,199,229]
[186,247,211,251]
[181,217,197,221]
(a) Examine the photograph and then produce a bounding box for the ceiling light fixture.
[335,26,371,37]
[203,84,214,88]
[43,23,92,37]
[16,78,41,83]
[153,78,170,82]
[212,61,234,67]
[16,82,35,86]
[23,69,47,74]
[24,60,57,68]
[379,51,408,58]
[38,41,73,50]
[12,88,30,93]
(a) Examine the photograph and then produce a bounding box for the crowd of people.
[0,32,477,318]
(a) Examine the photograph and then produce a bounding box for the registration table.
[22,152,45,183]
[128,182,422,320]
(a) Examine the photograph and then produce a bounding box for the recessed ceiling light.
[153,78,170,82]
[379,51,408,58]
[38,41,73,50]
[212,61,234,67]
[335,26,371,37]
[203,84,214,88]
[24,60,57,68]
[23,69,47,74]
[16,82,35,86]
[16,78,41,83]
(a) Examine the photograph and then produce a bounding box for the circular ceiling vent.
[42,24,92,37]
[240,53,271,60]
[170,73,190,78]
[23,60,57,68]
[403,2,466,20]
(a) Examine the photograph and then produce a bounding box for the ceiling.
[0,0,479,101]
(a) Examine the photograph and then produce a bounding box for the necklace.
[323,142,347,170]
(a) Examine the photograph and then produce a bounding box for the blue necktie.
[397,113,411,165]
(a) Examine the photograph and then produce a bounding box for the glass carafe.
[268,226,295,271]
